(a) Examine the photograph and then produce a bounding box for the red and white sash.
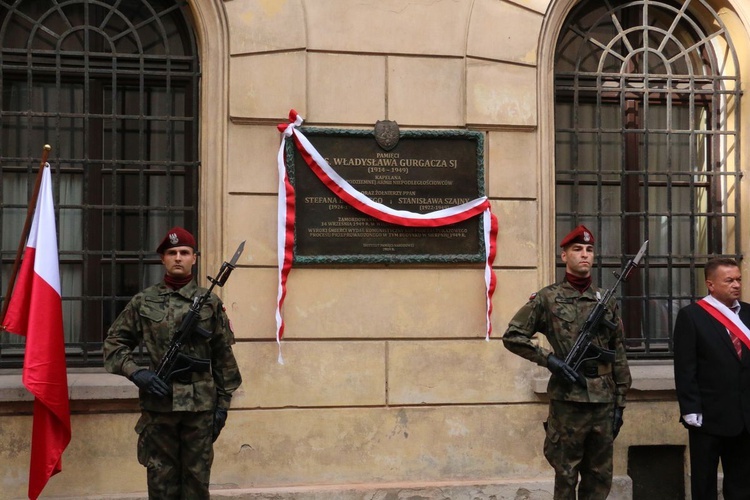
[697,295,750,351]
[275,110,498,362]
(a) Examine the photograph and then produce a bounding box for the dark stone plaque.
[286,127,487,264]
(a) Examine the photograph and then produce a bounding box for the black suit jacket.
[673,300,750,436]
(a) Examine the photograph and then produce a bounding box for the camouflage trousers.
[543,400,614,500]
[135,410,214,500]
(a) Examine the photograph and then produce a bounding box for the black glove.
[212,407,228,442]
[130,369,171,397]
[547,354,579,384]
[613,406,624,439]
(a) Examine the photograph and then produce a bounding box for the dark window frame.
[0,0,200,368]
[554,0,742,358]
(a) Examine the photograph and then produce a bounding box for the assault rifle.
[563,240,649,387]
[155,241,245,384]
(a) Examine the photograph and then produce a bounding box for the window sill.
[533,360,676,394]
[2,361,675,403]
[0,367,137,402]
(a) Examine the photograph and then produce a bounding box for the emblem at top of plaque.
[374,120,399,151]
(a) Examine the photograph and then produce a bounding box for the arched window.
[554,0,741,357]
[0,0,200,366]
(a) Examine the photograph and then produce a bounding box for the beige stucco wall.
[2,0,750,498]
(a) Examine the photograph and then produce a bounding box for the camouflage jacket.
[502,279,631,406]
[103,280,242,412]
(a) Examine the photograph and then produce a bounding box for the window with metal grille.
[0,0,200,367]
[554,0,741,358]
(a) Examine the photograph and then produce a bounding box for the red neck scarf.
[164,274,193,290]
[566,273,592,293]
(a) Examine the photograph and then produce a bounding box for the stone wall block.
[467,0,543,64]
[2,414,146,499]
[308,53,386,124]
[231,341,386,408]
[388,339,539,404]
[278,268,487,339]
[493,268,542,334]
[466,60,537,126]
[229,52,306,119]
[516,0,552,14]
[227,124,283,194]
[225,0,306,55]
[387,56,465,126]
[305,0,471,55]
[222,267,279,340]
[488,130,538,199]
[212,405,550,488]
[491,199,538,267]
[226,195,277,266]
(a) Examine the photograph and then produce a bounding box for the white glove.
[682,413,703,427]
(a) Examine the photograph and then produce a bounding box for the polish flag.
[2,165,71,500]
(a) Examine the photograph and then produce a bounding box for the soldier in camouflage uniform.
[104,227,242,500]
[502,225,631,500]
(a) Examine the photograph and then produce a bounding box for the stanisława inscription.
[285,126,487,264]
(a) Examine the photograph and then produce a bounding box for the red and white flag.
[3,164,71,500]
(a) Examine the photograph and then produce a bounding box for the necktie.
[730,331,744,358]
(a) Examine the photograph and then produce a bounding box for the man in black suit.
[674,257,750,500]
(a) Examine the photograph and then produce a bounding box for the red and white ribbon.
[275,110,303,363]
[698,295,750,350]
[276,110,498,360]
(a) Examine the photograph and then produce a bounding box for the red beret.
[560,224,594,248]
[156,226,196,254]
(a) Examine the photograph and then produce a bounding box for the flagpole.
[0,144,52,325]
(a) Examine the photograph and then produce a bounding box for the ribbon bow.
[277,109,304,136]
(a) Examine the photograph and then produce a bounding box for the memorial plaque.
[286,127,487,264]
